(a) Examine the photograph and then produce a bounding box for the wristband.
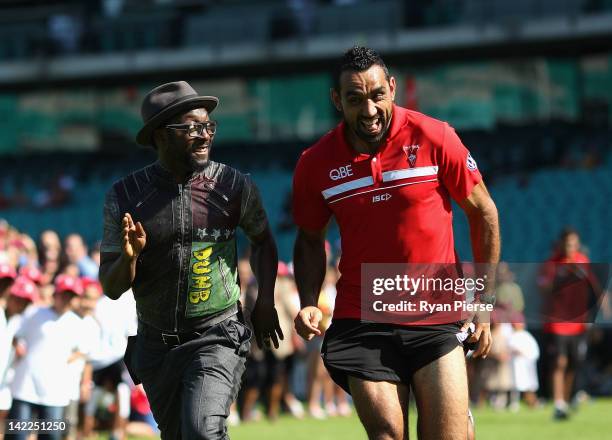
[478,293,496,306]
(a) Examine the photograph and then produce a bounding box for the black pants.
[128,315,251,440]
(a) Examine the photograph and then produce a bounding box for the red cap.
[9,239,25,250]
[19,266,43,285]
[10,276,39,302]
[54,274,84,296]
[277,261,293,278]
[81,277,102,295]
[0,263,17,280]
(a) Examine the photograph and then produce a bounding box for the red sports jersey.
[539,251,592,335]
[293,105,482,322]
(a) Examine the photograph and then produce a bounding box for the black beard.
[188,155,209,173]
[356,127,386,144]
[348,115,392,146]
[185,141,211,173]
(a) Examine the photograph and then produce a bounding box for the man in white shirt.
[509,316,540,410]
[8,274,88,440]
[1,274,34,429]
[82,282,137,440]
[65,280,100,440]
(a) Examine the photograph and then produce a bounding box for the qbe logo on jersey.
[372,193,392,203]
[329,165,353,181]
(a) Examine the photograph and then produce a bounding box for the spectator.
[482,323,513,410]
[496,262,525,313]
[37,230,62,286]
[240,262,266,423]
[538,228,607,420]
[17,266,43,288]
[64,234,98,278]
[8,274,89,440]
[126,384,158,438]
[508,315,540,411]
[90,241,102,267]
[65,281,100,440]
[83,282,136,440]
[0,277,36,431]
[265,262,302,420]
[305,266,339,419]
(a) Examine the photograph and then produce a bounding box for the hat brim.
[136,96,219,147]
[55,288,83,297]
[10,291,36,302]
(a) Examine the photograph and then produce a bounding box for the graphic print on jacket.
[186,174,241,318]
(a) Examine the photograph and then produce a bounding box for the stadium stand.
[0,124,609,262]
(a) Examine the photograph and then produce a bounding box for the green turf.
[464,399,612,440]
[122,398,612,439]
[228,399,612,440]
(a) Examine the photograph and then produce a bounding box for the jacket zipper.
[218,256,232,300]
[203,181,229,202]
[205,197,230,217]
[174,184,184,332]
[135,187,158,208]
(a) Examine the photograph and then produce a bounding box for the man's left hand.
[251,298,284,350]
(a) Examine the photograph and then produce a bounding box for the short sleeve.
[239,176,269,241]
[292,153,332,230]
[77,317,99,355]
[438,124,482,202]
[14,311,32,339]
[100,187,122,254]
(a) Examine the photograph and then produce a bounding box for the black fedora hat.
[136,81,219,146]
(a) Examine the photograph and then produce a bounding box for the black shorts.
[546,333,587,368]
[244,351,288,389]
[322,319,463,394]
[93,360,126,389]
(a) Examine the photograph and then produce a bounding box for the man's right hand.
[294,306,323,341]
[123,213,146,258]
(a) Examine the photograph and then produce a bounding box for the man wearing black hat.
[99,81,283,439]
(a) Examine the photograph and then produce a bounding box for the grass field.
[222,399,612,440]
[116,398,612,439]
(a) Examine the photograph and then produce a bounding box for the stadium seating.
[2,0,612,60]
[1,143,609,264]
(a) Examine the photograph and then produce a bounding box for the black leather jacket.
[101,161,267,332]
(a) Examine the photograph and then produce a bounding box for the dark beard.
[356,127,386,144]
[185,141,211,173]
[188,155,209,173]
[349,115,392,146]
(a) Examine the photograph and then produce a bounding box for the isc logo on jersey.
[329,165,353,181]
[372,193,391,203]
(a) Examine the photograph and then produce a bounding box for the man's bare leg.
[411,346,468,440]
[552,354,567,403]
[564,368,575,404]
[348,377,409,440]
